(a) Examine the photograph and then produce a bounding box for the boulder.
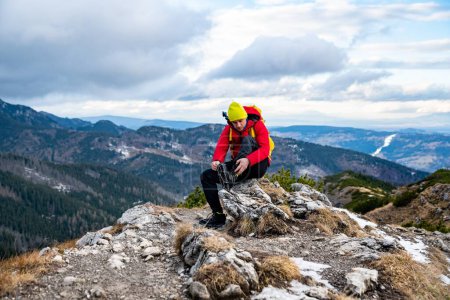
[218,179,289,221]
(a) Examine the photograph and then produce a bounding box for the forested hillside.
[0,153,175,258]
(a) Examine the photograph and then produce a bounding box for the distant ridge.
[81,115,204,130]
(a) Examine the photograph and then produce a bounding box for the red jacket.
[212,106,270,166]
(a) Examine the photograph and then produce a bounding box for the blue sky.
[0,0,449,131]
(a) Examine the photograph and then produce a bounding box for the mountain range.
[0,98,437,258]
[271,125,450,172]
[0,99,427,191]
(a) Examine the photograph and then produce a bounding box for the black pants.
[200,136,269,213]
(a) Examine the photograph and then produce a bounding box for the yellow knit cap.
[228,101,247,122]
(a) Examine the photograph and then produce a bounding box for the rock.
[102,233,113,241]
[291,183,332,206]
[76,232,103,248]
[181,230,258,290]
[218,284,245,298]
[218,179,289,221]
[144,255,154,261]
[90,286,106,298]
[159,211,175,224]
[306,286,330,299]
[117,204,157,225]
[39,247,51,256]
[190,281,210,300]
[63,276,83,286]
[97,238,109,246]
[112,243,125,253]
[52,255,64,263]
[142,246,162,257]
[139,238,153,248]
[345,267,378,296]
[108,253,130,269]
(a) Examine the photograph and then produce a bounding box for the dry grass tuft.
[228,216,256,236]
[256,213,290,236]
[203,236,234,252]
[370,252,449,300]
[0,250,51,296]
[104,223,125,235]
[258,178,289,203]
[194,262,249,298]
[174,223,194,255]
[278,204,293,218]
[308,209,365,237]
[258,256,302,289]
[55,239,77,254]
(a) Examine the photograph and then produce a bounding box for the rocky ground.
[2,179,450,300]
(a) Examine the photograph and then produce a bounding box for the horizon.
[1,0,449,131]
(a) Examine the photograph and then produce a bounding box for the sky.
[1,0,450,131]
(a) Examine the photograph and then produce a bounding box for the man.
[200,101,271,228]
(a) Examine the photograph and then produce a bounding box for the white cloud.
[207,35,347,79]
[0,0,210,98]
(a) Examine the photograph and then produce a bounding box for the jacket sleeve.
[246,121,270,166]
[212,125,230,162]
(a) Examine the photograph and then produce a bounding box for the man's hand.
[234,158,249,176]
[211,161,220,171]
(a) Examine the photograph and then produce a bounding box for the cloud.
[320,70,391,92]
[357,59,450,69]
[207,35,347,79]
[0,0,210,98]
[366,84,450,101]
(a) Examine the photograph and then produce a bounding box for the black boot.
[200,212,226,228]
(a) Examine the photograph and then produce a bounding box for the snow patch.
[333,207,431,264]
[52,183,70,193]
[396,236,430,264]
[440,275,450,285]
[252,285,300,300]
[333,208,377,229]
[291,257,334,290]
[252,258,334,300]
[372,134,396,156]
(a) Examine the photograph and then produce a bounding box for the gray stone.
[52,255,64,263]
[102,233,113,241]
[39,247,51,256]
[76,232,103,248]
[345,267,378,296]
[142,246,162,257]
[90,286,106,298]
[108,253,130,269]
[112,243,125,253]
[63,276,82,286]
[306,286,330,299]
[190,281,210,300]
[117,204,157,225]
[219,179,289,221]
[218,284,245,298]
[291,183,332,206]
[97,238,109,246]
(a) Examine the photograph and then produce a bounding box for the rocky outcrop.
[219,179,289,221]
[4,181,450,300]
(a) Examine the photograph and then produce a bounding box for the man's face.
[231,119,247,132]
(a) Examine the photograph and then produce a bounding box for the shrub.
[344,192,390,214]
[177,186,206,208]
[265,167,318,192]
[392,190,418,207]
[402,220,450,234]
